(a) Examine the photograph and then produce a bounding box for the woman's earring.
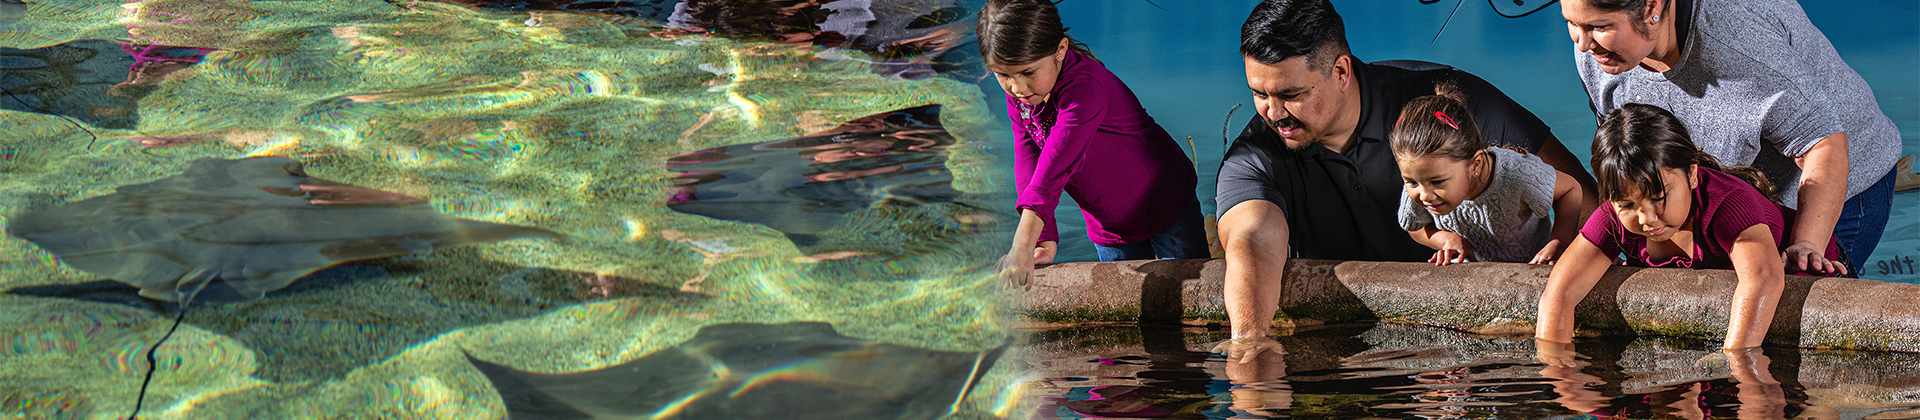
[1652,15,1661,22]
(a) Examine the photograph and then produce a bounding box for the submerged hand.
[1782,241,1846,276]
[1210,335,1286,365]
[1534,338,1580,368]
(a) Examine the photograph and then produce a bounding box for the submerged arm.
[1725,223,1787,349]
[1220,200,1290,352]
[1535,236,1612,365]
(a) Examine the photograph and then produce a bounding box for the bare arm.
[999,209,1057,289]
[1535,236,1612,353]
[1786,132,1847,272]
[1534,170,1590,264]
[1219,200,1290,345]
[1725,223,1787,349]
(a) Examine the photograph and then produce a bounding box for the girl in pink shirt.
[1537,104,1844,360]
[978,0,1205,288]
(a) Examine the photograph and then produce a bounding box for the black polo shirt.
[1215,59,1558,262]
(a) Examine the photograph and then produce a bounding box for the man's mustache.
[1266,116,1302,130]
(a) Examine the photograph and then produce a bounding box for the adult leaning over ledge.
[1214,0,1598,360]
[1562,0,1901,276]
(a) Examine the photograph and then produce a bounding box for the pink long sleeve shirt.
[1009,50,1196,246]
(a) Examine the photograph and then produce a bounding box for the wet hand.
[1429,232,1476,266]
[1534,338,1580,368]
[1782,241,1846,276]
[1210,335,1286,365]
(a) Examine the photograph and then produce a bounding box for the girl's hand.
[1428,231,1476,266]
[1033,241,1058,265]
[1530,239,1565,265]
[997,248,1033,290]
[999,241,1059,290]
[1782,241,1847,276]
[1534,338,1580,368]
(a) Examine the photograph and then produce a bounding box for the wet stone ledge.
[1019,259,1920,352]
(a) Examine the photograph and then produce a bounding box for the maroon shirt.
[1580,167,1842,274]
[1009,50,1196,246]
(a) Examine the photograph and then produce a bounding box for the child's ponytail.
[1390,80,1488,162]
[1593,103,1777,202]
[977,0,1100,66]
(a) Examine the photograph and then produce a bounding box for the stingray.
[466,321,1008,420]
[665,105,962,248]
[6,156,559,302]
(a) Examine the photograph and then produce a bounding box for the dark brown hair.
[1240,0,1350,74]
[1391,81,1490,162]
[1574,0,1662,35]
[976,0,1096,66]
[1591,103,1775,202]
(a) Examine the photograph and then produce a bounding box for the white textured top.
[1398,147,1557,263]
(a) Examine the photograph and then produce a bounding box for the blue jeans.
[1093,199,1211,261]
[1832,168,1896,276]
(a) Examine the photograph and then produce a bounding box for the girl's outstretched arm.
[1533,170,1591,264]
[1536,236,1612,365]
[999,208,1056,290]
[1725,223,1787,349]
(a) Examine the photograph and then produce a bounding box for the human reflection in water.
[661,0,974,79]
[1537,340,1794,419]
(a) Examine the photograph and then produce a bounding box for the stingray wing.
[7,157,557,302]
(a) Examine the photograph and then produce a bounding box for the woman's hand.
[1211,335,1286,364]
[1429,231,1476,265]
[1032,241,1057,265]
[1530,239,1565,265]
[1782,240,1847,276]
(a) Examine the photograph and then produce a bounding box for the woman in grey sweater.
[1561,0,1902,276]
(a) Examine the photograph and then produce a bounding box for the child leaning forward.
[1391,82,1591,265]
[1537,104,1846,361]
[979,0,1207,288]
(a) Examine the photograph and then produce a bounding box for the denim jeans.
[1831,168,1896,277]
[1093,199,1211,262]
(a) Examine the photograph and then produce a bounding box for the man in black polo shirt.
[1214,0,1597,359]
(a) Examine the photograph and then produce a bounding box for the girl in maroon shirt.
[1537,104,1845,359]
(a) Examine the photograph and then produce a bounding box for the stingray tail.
[947,337,1013,416]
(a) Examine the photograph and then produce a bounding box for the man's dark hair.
[1240,0,1351,74]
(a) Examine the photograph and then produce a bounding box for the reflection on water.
[1018,323,1920,419]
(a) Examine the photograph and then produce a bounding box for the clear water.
[988,0,1920,282]
[1018,322,1920,420]
[0,0,1018,418]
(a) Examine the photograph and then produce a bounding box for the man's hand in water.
[1211,335,1286,364]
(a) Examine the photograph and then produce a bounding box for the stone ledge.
[1019,259,1920,352]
